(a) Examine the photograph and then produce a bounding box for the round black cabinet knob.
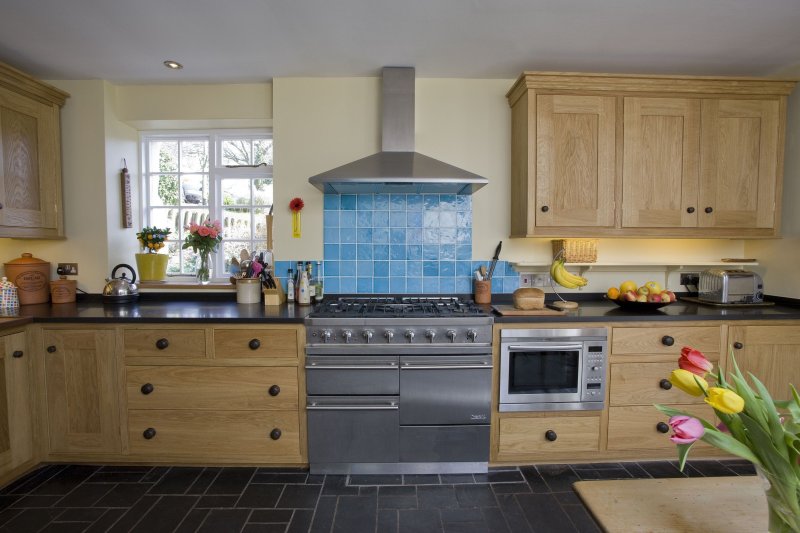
[270,428,282,440]
[656,422,670,434]
[686,207,695,214]
[733,342,743,350]
[12,350,23,358]
[46,345,57,353]
[155,338,169,350]
[659,379,673,390]
[141,383,154,395]
[544,430,557,442]
[143,427,157,440]
[661,335,675,346]
[248,339,261,350]
[268,385,281,397]
[704,207,713,214]
[541,205,549,213]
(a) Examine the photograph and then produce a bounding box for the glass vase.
[756,466,800,532]
[197,251,212,285]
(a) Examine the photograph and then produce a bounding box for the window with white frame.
[141,131,273,278]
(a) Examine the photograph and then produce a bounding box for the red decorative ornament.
[289,197,305,212]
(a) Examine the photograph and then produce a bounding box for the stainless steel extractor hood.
[309,67,488,195]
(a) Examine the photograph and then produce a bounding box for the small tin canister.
[0,277,20,310]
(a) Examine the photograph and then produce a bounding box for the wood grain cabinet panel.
[213,328,298,360]
[612,326,721,355]
[610,361,715,406]
[0,331,33,474]
[727,325,800,401]
[498,415,600,456]
[607,405,714,451]
[123,328,208,359]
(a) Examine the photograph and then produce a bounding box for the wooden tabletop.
[574,476,767,532]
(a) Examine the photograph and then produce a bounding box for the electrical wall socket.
[57,263,78,276]
[519,274,532,288]
[531,274,551,287]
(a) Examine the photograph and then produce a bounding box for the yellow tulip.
[705,387,745,414]
[669,369,708,397]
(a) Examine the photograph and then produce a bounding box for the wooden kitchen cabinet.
[506,72,795,237]
[0,331,34,477]
[0,62,68,238]
[42,328,121,454]
[497,414,600,460]
[727,324,800,401]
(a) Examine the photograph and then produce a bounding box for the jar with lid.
[3,253,50,305]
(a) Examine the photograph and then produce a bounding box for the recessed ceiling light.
[163,60,183,70]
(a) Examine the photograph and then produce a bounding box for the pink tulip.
[716,422,730,434]
[668,415,705,444]
[679,347,714,376]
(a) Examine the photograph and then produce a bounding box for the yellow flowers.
[704,387,745,414]
[669,369,708,396]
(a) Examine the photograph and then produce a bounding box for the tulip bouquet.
[656,347,800,532]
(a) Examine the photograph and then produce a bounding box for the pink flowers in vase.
[182,219,223,256]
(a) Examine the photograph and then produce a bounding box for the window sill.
[139,281,235,291]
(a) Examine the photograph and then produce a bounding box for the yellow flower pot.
[135,253,168,281]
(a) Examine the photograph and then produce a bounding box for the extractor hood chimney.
[308,67,488,195]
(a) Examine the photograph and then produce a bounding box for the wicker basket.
[552,239,598,263]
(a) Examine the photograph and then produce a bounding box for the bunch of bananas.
[550,258,588,289]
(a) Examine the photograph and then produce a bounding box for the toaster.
[698,269,764,304]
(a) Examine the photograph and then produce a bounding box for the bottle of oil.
[298,269,311,305]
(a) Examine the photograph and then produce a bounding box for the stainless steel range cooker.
[304,296,494,475]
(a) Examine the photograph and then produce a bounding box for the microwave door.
[501,343,583,404]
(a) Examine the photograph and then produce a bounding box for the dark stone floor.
[0,459,755,532]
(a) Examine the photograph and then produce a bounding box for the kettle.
[102,264,139,303]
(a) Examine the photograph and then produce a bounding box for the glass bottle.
[286,269,295,302]
[298,269,311,305]
[306,261,315,300]
[315,260,324,303]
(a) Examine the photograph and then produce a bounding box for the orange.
[619,280,637,294]
[606,287,620,300]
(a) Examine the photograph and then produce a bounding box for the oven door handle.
[400,363,492,370]
[305,363,398,370]
[306,403,399,411]
[505,344,583,351]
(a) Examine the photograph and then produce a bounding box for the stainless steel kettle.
[102,264,139,303]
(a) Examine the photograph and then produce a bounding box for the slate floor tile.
[482,506,512,533]
[562,504,602,533]
[333,494,378,533]
[243,524,291,533]
[94,482,151,507]
[535,464,580,492]
[38,521,91,532]
[491,482,531,494]
[252,472,308,484]
[56,483,114,507]
[456,484,497,508]
[206,467,255,495]
[287,509,315,532]
[196,495,239,508]
[418,485,459,509]
[106,494,158,531]
[130,495,198,533]
[11,494,64,508]
[685,460,736,477]
[403,474,440,485]
[349,474,403,486]
[309,495,337,533]
[84,508,127,533]
[398,508,442,533]
[237,484,284,508]
[277,484,321,509]
[1,508,62,532]
[249,509,293,522]
[378,509,398,532]
[322,475,358,496]
[55,507,107,522]
[198,508,251,533]
[637,461,688,479]
[439,474,475,484]
[150,467,204,495]
[187,467,222,495]
[516,493,576,532]
[175,509,210,532]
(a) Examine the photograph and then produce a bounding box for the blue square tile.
[357,211,373,227]
[407,277,423,293]
[341,194,357,210]
[423,245,439,260]
[325,277,340,293]
[457,261,472,277]
[423,211,439,228]
[391,244,407,261]
[390,277,407,293]
[457,228,471,244]
[390,228,406,245]
[407,229,423,244]
[374,277,390,293]
[440,228,457,244]
[275,261,290,276]
[357,244,373,260]
[390,194,407,210]
[340,260,356,275]
[340,228,356,244]
[407,211,423,228]
[423,229,439,244]
[373,228,390,244]
[440,277,455,293]
[324,227,339,244]
[324,211,339,228]
[407,194,423,210]
[456,277,471,293]
[503,276,519,294]
[374,261,389,277]
[357,277,373,293]
[407,261,422,277]
[472,261,486,273]
[440,245,456,260]
[357,194,374,210]
[324,244,339,260]
[324,260,340,277]
[407,244,422,260]
[440,211,457,228]
[324,194,340,210]
[456,194,471,210]
[440,194,457,210]
[423,194,439,209]
[341,244,356,260]
[357,228,372,243]
[456,245,472,261]
[373,244,390,260]
[423,278,440,293]
[423,261,439,277]
[390,211,406,227]
[340,211,356,228]
[373,210,389,227]
[390,261,406,277]
[457,211,471,228]
[357,260,374,277]
[440,261,455,276]
[341,277,357,293]
[374,194,390,209]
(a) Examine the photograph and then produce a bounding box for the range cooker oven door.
[306,355,399,395]
[399,355,492,464]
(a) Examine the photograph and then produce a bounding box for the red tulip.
[678,347,713,376]
[668,415,705,444]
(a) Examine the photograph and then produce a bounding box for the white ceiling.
[1,0,799,83]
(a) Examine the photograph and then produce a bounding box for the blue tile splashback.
[274,193,519,296]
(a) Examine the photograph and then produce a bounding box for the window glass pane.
[223,208,251,240]
[223,241,251,273]
[150,141,178,172]
[222,140,253,166]
[181,174,209,206]
[182,248,199,274]
[253,207,268,239]
[222,179,251,206]
[166,242,181,274]
[180,140,208,172]
[149,208,180,236]
[252,178,273,206]
[150,175,178,206]
[254,139,273,165]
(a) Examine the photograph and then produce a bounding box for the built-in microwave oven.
[499,328,607,412]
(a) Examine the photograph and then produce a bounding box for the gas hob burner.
[312,296,489,318]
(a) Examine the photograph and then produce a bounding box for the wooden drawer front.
[498,416,600,455]
[128,409,300,459]
[612,326,720,355]
[214,329,298,359]
[126,366,298,410]
[607,405,714,451]
[124,329,207,359]
[610,362,716,406]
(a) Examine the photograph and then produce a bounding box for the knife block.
[263,276,286,306]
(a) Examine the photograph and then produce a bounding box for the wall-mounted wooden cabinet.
[506,72,795,238]
[0,62,68,238]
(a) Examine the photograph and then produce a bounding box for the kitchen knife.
[487,241,502,280]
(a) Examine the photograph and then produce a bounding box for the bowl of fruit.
[606,280,678,311]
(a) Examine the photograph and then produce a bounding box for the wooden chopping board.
[492,305,567,316]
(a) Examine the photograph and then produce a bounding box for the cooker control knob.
[467,330,478,343]
[446,330,457,343]
[384,330,394,343]
[591,366,601,371]
[405,330,415,343]
[342,330,352,343]
[363,330,374,344]
[320,330,332,343]
[425,329,436,343]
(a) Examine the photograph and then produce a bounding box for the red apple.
[637,286,650,297]
[659,291,671,303]
[622,290,638,302]
[664,290,676,301]
[636,293,648,303]
[648,293,662,303]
